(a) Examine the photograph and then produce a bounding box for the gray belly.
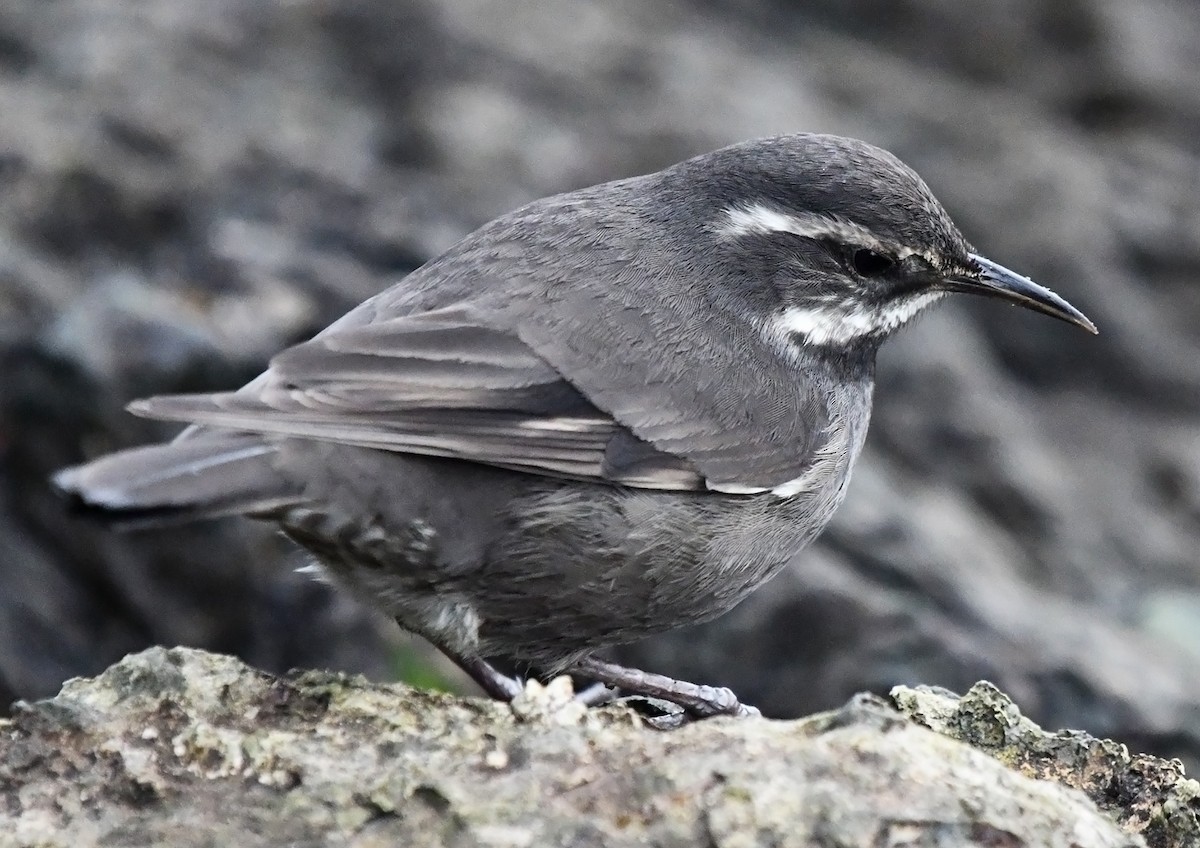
[276,441,855,670]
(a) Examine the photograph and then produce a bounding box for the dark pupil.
[852,248,894,277]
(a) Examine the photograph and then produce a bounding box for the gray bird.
[54,134,1095,722]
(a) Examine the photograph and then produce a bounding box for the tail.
[52,431,303,526]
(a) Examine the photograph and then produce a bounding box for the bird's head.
[669,133,1095,350]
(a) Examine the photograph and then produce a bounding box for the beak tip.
[1063,308,1098,336]
[1063,304,1098,335]
[966,253,1097,337]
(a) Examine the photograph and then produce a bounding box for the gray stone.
[3,647,1185,848]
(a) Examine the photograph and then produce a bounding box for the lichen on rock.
[3,647,1192,847]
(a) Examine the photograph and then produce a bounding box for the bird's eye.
[851,248,895,277]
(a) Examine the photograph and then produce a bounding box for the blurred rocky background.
[1,0,1199,764]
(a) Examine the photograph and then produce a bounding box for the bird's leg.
[439,648,524,702]
[570,656,760,721]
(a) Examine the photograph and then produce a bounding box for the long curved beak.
[942,253,1097,334]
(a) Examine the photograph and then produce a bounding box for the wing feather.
[130,304,705,489]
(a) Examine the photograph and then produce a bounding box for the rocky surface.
[4,647,1196,848]
[1,0,1200,773]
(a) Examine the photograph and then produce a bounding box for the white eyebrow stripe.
[716,202,924,261]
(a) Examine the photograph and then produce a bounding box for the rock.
[4,647,1193,848]
[894,682,1200,848]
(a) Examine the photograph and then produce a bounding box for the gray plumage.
[54,134,1094,719]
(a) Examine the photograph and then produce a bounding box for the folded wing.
[130,303,705,489]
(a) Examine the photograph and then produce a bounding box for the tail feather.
[52,431,302,525]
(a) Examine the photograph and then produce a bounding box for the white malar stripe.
[778,303,877,347]
[878,291,945,332]
[774,291,944,347]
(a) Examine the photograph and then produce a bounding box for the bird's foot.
[570,656,760,728]
[443,652,619,709]
[441,651,758,728]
